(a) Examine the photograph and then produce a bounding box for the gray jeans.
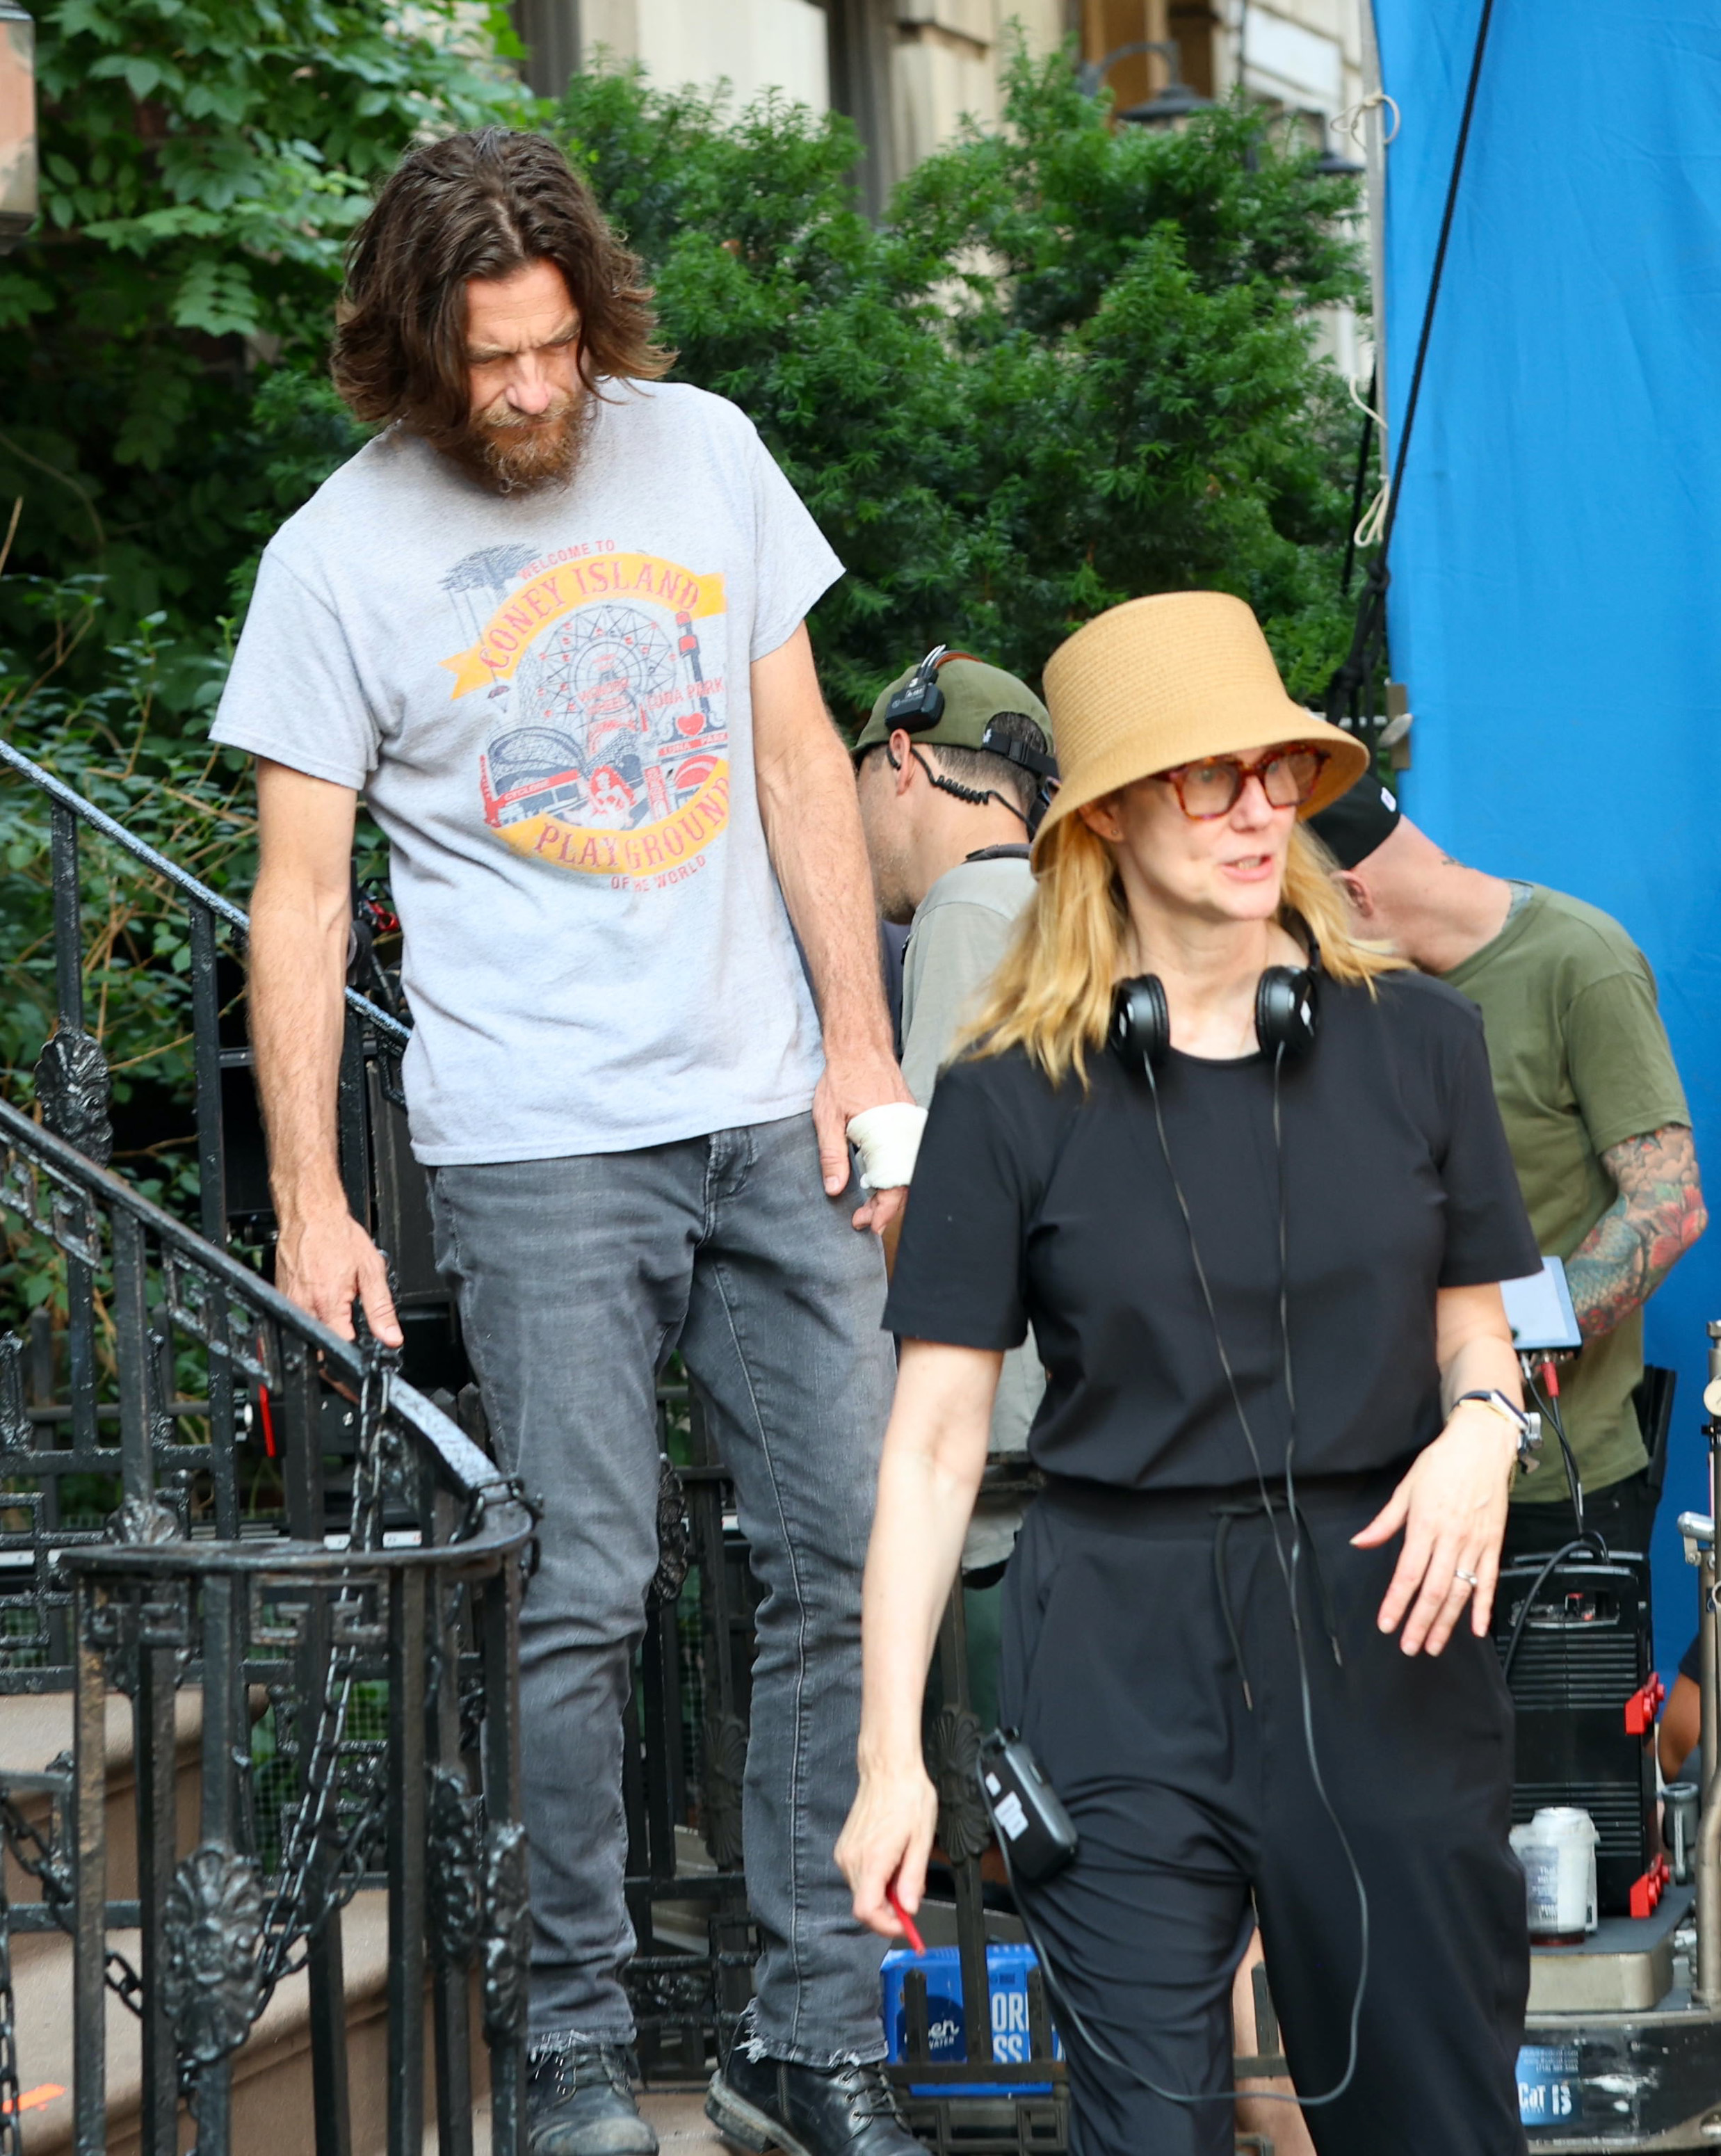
[427,1113,895,2065]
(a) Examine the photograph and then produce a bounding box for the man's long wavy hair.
[956,816,1407,1086]
[332,128,672,446]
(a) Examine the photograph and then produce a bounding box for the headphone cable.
[1035,1049,1368,2111]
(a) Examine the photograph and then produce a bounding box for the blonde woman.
[837,594,1538,2156]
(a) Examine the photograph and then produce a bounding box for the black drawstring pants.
[998,1472,1530,2156]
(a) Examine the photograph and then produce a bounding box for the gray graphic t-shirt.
[212,380,840,1164]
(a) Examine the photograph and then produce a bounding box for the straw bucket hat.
[1033,591,1368,864]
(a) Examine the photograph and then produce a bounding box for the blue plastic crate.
[881,1943,1063,2096]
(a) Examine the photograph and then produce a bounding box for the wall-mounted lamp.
[0,0,37,255]
[1077,39,1213,127]
[1307,112,1364,178]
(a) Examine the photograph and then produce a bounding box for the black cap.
[1307,776,1402,870]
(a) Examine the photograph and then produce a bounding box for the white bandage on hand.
[846,1103,929,1191]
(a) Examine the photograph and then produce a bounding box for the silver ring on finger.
[1454,1568,1480,1590]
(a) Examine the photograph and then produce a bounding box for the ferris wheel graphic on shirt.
[438,544,732,890]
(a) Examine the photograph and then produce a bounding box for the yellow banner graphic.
[440,553,727,699]
[499,766,731,882]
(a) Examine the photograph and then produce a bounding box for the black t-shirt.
[884,972,1540,1492]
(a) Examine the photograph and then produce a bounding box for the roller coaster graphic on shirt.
[439,544,731,889]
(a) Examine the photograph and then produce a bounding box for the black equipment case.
[1493,1554,1659,1918]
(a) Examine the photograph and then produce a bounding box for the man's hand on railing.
[274,1207,403,1348]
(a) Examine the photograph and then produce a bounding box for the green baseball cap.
[853,650,1051,759]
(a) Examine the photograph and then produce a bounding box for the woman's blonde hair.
[957,815,1407,1085]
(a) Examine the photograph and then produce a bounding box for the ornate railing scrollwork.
[33,1026,113,1168]
[162,1845,268,2069]
[0,1096,536,2156]
[925,1703,990,1867]
[428,1767,485,1968]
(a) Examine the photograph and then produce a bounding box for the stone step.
[0,1689,204,1908]
[0,1691,499,2152]
[6,1888,482,2155]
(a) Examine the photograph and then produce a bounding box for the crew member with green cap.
[853,646,1057,1102]
[853,647,1058,1695]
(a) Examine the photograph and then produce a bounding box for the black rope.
[1324,0,1502,729]
[1377,0,1501,561]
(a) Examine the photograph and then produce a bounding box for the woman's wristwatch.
[1453,1387,1542,1475]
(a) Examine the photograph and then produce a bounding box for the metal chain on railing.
[0,1787,145,2016]
[346,1344,403,1562]
[257,1339,400,1987]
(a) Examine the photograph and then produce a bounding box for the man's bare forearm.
[752,627,908,1219]
[752,629,892,1055]
[1567,1123,1707,1339]
[763,732,893,1054]
[249,867,351,1225]
[246,763,401,1344]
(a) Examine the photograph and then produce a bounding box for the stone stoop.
[1,1690,205,1909]
[0,1694,486,2154]
[7,1890,485,2155]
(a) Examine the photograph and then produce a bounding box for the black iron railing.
[0,731,410,1239]
[0,1094,535,2156]
[0,739,539,2153]
[619,1396,756,2075]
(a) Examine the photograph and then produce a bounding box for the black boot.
[527,2041,658,2156]
[706,2021,919,2155]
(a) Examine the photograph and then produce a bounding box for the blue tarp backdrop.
[1371,0,1721,1677]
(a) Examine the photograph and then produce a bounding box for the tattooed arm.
[1565,1125,1708,1340]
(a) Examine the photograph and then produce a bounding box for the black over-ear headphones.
[1109,933,1321,1075]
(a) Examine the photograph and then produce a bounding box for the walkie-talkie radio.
[977,1728,1078,1884]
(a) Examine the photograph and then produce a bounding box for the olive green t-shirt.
[1442,887,1689,1502]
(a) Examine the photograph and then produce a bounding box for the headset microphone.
[979,716,1060,840]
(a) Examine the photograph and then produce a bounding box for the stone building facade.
[510,2,1369,221]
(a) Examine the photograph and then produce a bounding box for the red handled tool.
[887,1882,926,1956]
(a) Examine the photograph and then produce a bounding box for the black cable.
[1524,1365,1588,1546]
[885,741,1030,828]
[995,1829,1329,2114]
[1494,1368,1607,1687]
[1501,1534,1607,1685]
[1375,0,1500,566]
[1323,0,1502,728]
[1268,1045,1368,2102]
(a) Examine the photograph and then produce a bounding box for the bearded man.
[211,128,921,2156]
